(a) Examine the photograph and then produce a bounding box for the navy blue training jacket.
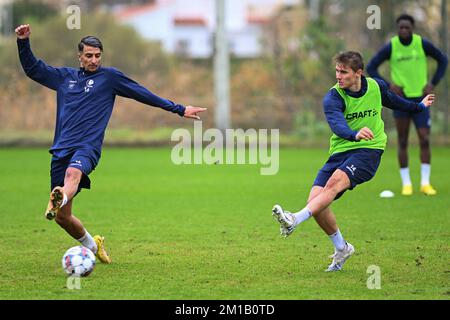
[18,38,185,164]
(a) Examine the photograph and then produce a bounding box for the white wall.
[118,0,299,58]
[173,25,212,58]
[122,4,175,52]
[229,25,263,58]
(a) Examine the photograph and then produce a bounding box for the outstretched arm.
[375,78,434,112]
[183,106,207,120]
[110,68,206,119]
[15,24,67,90]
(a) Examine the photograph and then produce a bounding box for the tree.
[12,0,58,29]
[263,3,344,131]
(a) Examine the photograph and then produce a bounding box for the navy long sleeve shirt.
[366,37,448,87]
[322,76,426,141]
[18,38,185,163]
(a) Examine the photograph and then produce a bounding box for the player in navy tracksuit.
[16,24,206,263]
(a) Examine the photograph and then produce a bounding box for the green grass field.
[0,147,449,300]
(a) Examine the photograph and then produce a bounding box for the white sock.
[421,163,431,186]
[329,229,346,251]
[400,167,412,186]
[77,230,98,254]
[60,193,68,208]
[293,207,312,227]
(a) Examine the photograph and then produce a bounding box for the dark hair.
[78,36,103,52]
[334,51,364,72]
[396,14,415,26]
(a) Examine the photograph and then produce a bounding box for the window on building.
[175,39,189,57]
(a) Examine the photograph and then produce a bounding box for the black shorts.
[50,150,95,194]
[313,148,384,200]
[393,96,431,129]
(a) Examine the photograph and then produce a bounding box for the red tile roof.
[117,3,159,19]
[247,15,270,24]
[173,16,207,26]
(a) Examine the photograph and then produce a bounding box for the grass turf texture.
[0,147,449,299]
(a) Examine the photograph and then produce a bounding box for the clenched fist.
[15,24,31,39]
[356,127,374,141]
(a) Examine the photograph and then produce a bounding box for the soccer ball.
[62,246,96,277]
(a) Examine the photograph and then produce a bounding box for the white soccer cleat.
[272,204,296,238]
[326,242,355,272]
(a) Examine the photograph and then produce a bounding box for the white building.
[0,0,13,38]
[114,0,299,58]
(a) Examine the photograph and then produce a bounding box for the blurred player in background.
[367,14,448,196]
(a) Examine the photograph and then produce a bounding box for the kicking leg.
[45,167,83,220]
[272,170,350,237]
[47,166,111,263]
[305,169,350,216]
[62,167,83,201]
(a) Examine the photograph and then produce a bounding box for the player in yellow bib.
[367,14,448,196]
[272,52,435,271]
